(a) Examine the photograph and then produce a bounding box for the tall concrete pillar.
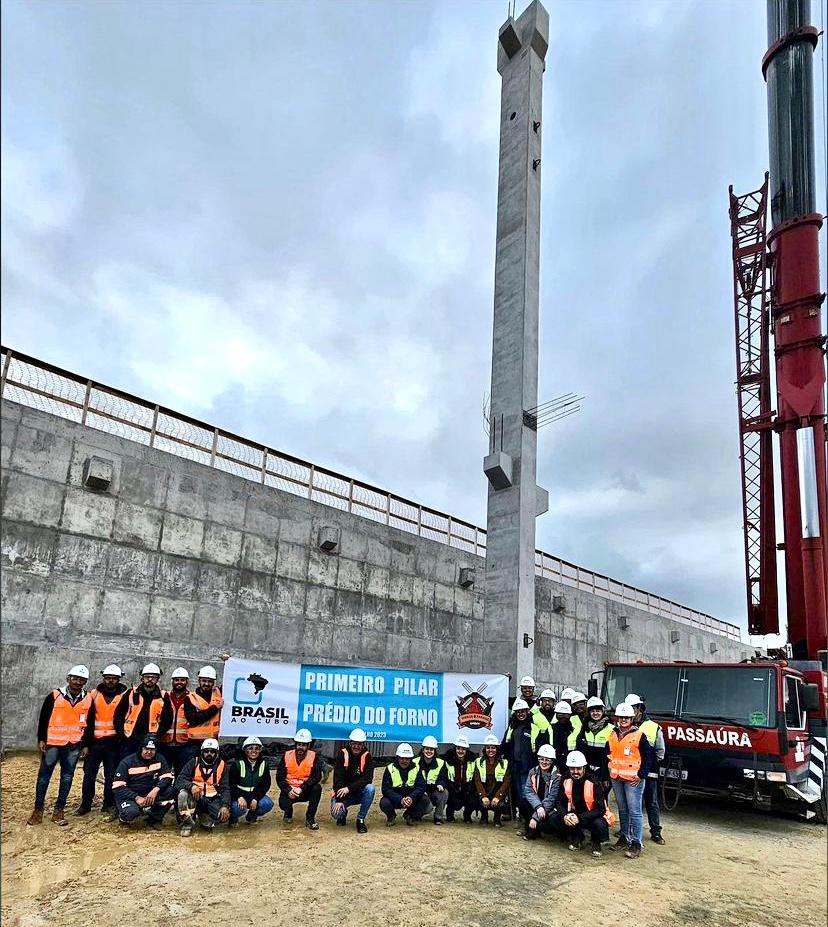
[483,1,548,688]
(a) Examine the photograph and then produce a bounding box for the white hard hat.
[198,665,217,680]
[101,664,122,677]
[511,698,530,713]
[615,703,635,718]
[421,735,438,749]
[587,696,605,709]
[454,735,470,749]
[539,689,556,700]
[396,743,414,759]
[68,664,89,679]
[520,675,536,688]
[625,693,644,706]
[560,687,576,701]
[483,734,500,747]
[537,744,556,760]
[348,728,367,743]
[571,692,587,703]
[171,667,190,680]
[201,738,220,751]
[242,736,263,748]
[141,663,162,676]
[566,750,588,767]
[294,728,313,744]
[554,701,572,715]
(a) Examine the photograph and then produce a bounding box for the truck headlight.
[766,771,786,783]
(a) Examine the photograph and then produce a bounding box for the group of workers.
[28,664,665,859]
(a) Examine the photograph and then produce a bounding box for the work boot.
[52,809,68,827]
[283,812,293,824]
[180,821,194,837]
[493,817,503,829]
[27,809,43,826]
[385,814,397,827]
[102,807,119,823]
[590,841,603,858]
[445,813,455,824]
[356,819,368,834]
[624,842,642,859]
[306,819,319,831]
[651,834,666,845]
[403,811,414,826]
[568,838,583,851]
[609,836,628,851]
[480,810,489,825]
[336,817,347,827]
[433,815,443,826]
[147,821,164,831]
[75,805,92,817]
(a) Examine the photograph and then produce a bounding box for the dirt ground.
[2,754,825,927]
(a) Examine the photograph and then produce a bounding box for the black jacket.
[113,685,171,745]
[275,749,324,793]
[552,718,574,764]
[381,761,426,805]
[175,755,231,807]
[555,775,607,825]
[229,757,272,802]
[332,746,375,794]
[441,747,478,790]
[182,686,223,728]
[503,718,535,774]
[82,685,128,747]
[112,751,174,803]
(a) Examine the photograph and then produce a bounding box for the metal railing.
[0,346,741,641]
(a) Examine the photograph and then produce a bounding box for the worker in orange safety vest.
[113,663,171,758]
[160,667,195,775]
[605,702,655,860]
[182,665,223,752]
[174,738,231,836]
[275,729,323,830]
[77,664,127,817]
[552,749,613,857]
[28,664,93,827]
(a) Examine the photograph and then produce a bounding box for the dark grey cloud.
[2,0,825,638]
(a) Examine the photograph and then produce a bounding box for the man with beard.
[113,663,171,758]
[531,689,557,730]
[522,744,561,841]
[112,734,175,829]
[625,693,666,846]
[330,728,375,834]
[77,665,127,818]
[175,738,231,836]
[518,676,537,711]
[442,735,477,824]
[275,728,323,830]
[229,736,274,825]
[568,692,588,742]
[553,750,610,857]
[160,667,193,776]
[183,666,223,753]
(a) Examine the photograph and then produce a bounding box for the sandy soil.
[2,754,825,927]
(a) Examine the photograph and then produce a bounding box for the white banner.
[220,657,509,745]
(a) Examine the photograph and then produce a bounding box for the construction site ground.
[2,754,825,927]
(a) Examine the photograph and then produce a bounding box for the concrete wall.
[0,399,747,747]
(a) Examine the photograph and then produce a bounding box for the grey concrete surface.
[0,399,746,747]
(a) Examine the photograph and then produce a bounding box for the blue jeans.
[35,745,81,810]
[330,783,375,822]
[612,777,645,846]
[231,795,273,822]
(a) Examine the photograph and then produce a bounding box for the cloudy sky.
[2,0,825,637]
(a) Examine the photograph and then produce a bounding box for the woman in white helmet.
[502,698,535,830]
[574,696,613,792]
[442,734,477,824]
[76,664,127,818]
[380,743,432,826]
[551,701,575,769]
[229,736,273,825]
[472,734,511,827]
[412,736,449,825]
[552,750,612,857]
[522,743,561,841]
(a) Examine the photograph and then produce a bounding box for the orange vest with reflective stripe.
[608,729,644,781]
[193,759,226,798]
[563,777,616,825]
[46,690,92,746]
[285,749,316,789]
[90,688,124,740]
[161,695,189,744]
[340,748,367,772]
[123,688,165,739]
[187,689,222,740]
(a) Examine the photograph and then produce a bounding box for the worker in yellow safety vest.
[380,743,431,825]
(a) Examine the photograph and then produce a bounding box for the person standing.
[330,728,375,833]
[28,665,92,826]
[77,664,127,817]
[471,734,511,826]
[606,702,655,859]
[183,665,223,753]
[575,696,613,790]
[522,744,561,841]
[275,728,323,830]
[380,743,431,826]
[160,667,194,776]
[229,736,274,825]
[518,676,537,711]
[568,692,588,742]
[112,734,176,829]
[553,750,610,857]
[550,701,575,768]
[175,738,231,836]
[501,698,534,828]
[412,735,449,825]
[442,735,477,823]
[626,693,666,845]
[531,689,557,730]
[113,663,170,758]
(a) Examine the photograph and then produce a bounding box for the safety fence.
[0,347,741,641]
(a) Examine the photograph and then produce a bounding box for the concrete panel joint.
[458,567,475,589]
[483,451,513,490]
[82,456,114,492]
[317,525,340,553]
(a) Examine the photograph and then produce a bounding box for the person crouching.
[230,736,274,825]
[175,738,231,836]
[522,744,560,841]
[471,734,511,826]
[275,728,323,830]
[380,743,431,826]
[553,750,611,857]
[112,735,175,829]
